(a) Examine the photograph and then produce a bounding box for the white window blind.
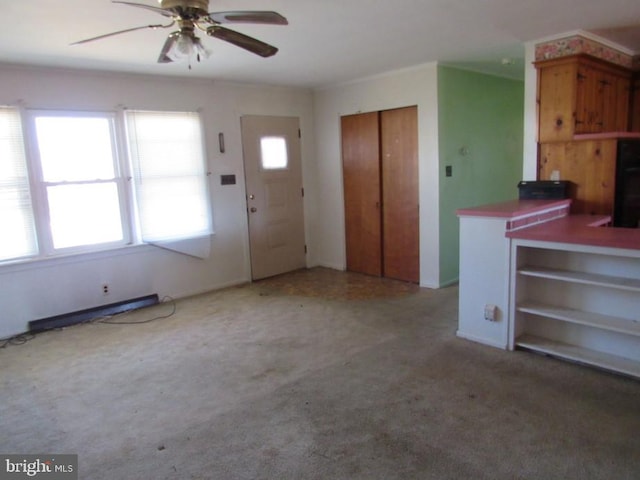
[125,110,212,242]
[0,107,38,261]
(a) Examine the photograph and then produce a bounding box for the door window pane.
[260,136,288,170]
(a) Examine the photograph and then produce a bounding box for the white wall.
[0,65,315,338]
[522,41,538,180]
[313,64,441,288]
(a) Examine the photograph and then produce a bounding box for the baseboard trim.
[314,262,345,271]
[439,277,460,288]
[456,330,507,350]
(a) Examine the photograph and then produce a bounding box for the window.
[260,136,288,170]
[125,110,212,242]
[31,113,126,251]
[0,106,212,264]
[0,107,38,261]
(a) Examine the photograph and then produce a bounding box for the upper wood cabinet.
[536,55,632,142]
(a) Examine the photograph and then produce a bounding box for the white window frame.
[0,106,214,265]
[25,109,132,256]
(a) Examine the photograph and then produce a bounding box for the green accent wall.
[438,66,524,285]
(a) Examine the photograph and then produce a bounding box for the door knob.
[249,194,255,200]
[250,207,257,213]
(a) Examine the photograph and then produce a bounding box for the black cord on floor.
[0,333,35,349]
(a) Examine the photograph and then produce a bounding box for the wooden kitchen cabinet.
[536,55,632,142]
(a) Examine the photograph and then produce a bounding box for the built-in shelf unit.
[509,240,640,378]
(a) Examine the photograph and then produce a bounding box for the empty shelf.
[516,334,640,378]
[518,266,640,292]
[517,302,640,337]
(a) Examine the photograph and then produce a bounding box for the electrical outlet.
[102,283,110,295]
[484,304,498,321]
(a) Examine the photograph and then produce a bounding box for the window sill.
[0,243,156,275]
[0,233,215,275]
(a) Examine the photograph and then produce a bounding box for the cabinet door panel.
[342,112,382,276]
[613,75,631,132]
[538,63,577,142]
[600,71,630,132]
[575,65,604,134]
[600,71,617,132]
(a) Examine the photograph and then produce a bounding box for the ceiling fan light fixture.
[166,32,210,63]
[74,1,287,64]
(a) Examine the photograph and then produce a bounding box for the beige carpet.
[1,268,639,479]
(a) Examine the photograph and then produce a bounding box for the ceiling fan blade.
[207,26,279,57]
[157,32,178,63]
[112,1,173,17]
[207,11,288,25]
[71,22,174,45]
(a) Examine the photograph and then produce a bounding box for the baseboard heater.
[28,294,160,333]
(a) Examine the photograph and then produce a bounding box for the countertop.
[456,199,570,219]
[507,214,640,251]
[458,198,640,251]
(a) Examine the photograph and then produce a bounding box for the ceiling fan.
[72,0,288,66]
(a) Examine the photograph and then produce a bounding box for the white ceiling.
[1,0,639,89]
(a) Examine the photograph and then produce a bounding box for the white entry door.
[241,115,306,280]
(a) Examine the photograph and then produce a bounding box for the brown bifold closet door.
[341,111,382,276]
[341,106,419,283]
[380,106,419,283]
